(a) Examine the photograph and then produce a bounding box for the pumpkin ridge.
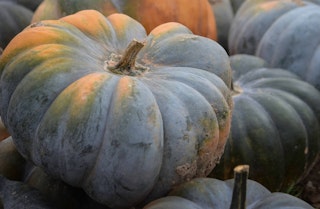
[261,87,320,168]
[31,72,119,183]
[305,38,320,77]
[146,78,220,173]
[272,6,320,71]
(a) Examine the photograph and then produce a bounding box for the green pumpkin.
[0,174,60,209]
[143,165,314,209]
[0,0,43,11]
[0,10,232,209]
[208,0,234,50]
[0,1,33,49]
[0,137,26,181]
[23,166,110,209]
[229,54,268,80]
[210,54,320,193]
[228,0,320,90]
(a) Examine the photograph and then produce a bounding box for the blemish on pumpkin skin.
[176,160,197,181]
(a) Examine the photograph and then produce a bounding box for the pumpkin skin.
[0,1,33,49]
[23,166,111,209]
[0,136,108,209]
[228,0,307,55]
[229,54,268,80]
[143,177,314,209]
[210,56,320,192]
[32,0,217,41]
[228,0,320,90]
[256,3,320,91]
[0,175,60,209]
[0,0,43,11]
[208,0,234,50]
[0,137,26,181]
[0,117,10,141]
[0,10,232,209]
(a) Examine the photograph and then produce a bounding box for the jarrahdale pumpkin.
[210,54,320,193]
[0,1,33,49]
[0,0,43,11]
[0,136,110,209]
[0,10,233,209]
[228,0,320,90]
[143,165,314,209]
[208,0,234,51]
[31,0,217,41]
[0,174,60,209]
[0,137,26,181]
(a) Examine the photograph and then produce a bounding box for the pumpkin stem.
[229,165,249,209]
[231,80,243,95]
[107,39,146,76]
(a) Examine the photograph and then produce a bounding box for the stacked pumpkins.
[0,0,319,208]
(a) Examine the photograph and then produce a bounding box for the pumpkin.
[0,136,108,209]
[0,10,232,209]
[228,0,320,90]
[210,54,320,193]
[0,0,43,11]
[228,54,268,80]
[208,0,234,50]
[0,173,110,209]
[31,0,217,41]
[0,117,10,141]
[0,52,10,141]
[0,137,26,181]
[23,166,111,209]
[143,165,314,209]
[0,1,33,49]
[0,174,60,209]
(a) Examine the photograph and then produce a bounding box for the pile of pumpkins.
[0,0,319,208]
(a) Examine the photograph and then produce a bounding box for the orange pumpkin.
[32,0,217,40]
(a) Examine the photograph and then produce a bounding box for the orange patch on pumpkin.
[61,10,111,38]
[115,76,135,100]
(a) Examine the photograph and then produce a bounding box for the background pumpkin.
[0,1,33,49]
[0,137,26,181]
[0,174,60,209]
[228,54,268,80]
[228,0,320,90]
[0,118,10,141]
[208,0,234,51]
[210,54,320,193]
[0,136,109,209]
[210,55,320,192]
[0,0,43,11]
[0,10,232,209]
[32,0,218,41]
[143,165,314,209]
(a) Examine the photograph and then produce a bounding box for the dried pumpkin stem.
[229,165,249,209]
[231,80,243,95]
[107,39,145,75]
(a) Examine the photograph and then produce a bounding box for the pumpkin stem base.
[106,39,147,76]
